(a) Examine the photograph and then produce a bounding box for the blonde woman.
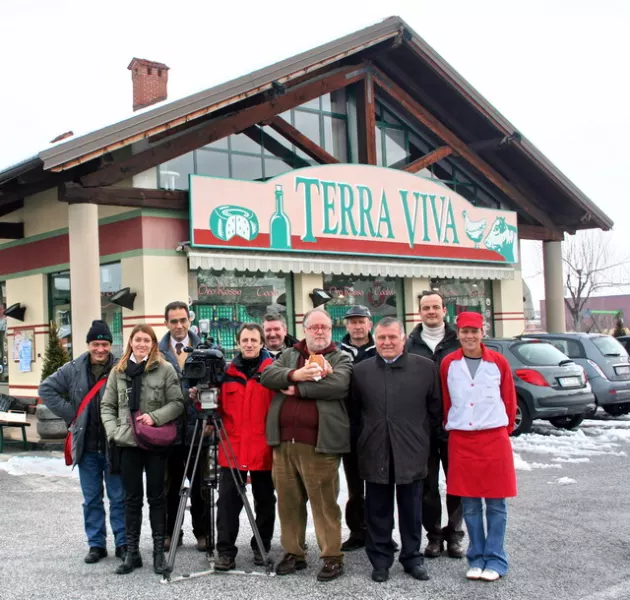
[101,324,184,576]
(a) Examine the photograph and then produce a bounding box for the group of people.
[39,292,517,584]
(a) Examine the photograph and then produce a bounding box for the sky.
[2,0,629,304]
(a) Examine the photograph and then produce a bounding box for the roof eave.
[401,27,614,231]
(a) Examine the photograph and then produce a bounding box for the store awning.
[186,250,515,281]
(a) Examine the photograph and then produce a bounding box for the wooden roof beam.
[355,68,377,164]
[60,183,187,211]
[243,126,311,169]
[267,117,339,164]
[403,146,453,173]
[80,64,367,188]
[0,199,24,218]
[372,65,558,232]
[0,222,24,239]
[518,224,565,242]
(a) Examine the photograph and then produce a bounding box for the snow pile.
[547,476,577,485]
[0,455,78,478]
[512,414,630,470]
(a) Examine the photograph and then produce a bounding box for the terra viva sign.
[190,165,518,264]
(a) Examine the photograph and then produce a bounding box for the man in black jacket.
[405,291,464,559]
[159,301,206,552]
[338,305,375,552]
[351,317,442,583]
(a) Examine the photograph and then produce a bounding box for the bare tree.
[563,230,628,331]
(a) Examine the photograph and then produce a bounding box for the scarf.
[420,323,446,353]
[125,359,147,412]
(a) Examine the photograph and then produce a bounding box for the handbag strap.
[75,379,107,421]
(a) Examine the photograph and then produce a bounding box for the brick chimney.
[127,58,170,111]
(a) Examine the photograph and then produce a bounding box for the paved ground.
[1,415,629,600]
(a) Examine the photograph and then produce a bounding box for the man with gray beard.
[262,309,352,582]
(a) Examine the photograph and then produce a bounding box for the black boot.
[116,508,143,575]
[150,501,166,575]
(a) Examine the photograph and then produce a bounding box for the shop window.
[196,149,230,178]
[49,263,124,358]
[323,275,404,344]
[157,91,349,189]
[0,282,7,384]
[159,152,195,190]
[430,278,494,336]
[191,270,294,361]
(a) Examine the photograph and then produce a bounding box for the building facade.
[0,17,613,400]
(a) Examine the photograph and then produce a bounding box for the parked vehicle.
[484,338,596,436]
[615,335,630,354]
[521,333,630,417]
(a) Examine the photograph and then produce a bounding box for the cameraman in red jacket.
[214,323,275,571]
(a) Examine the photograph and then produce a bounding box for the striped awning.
[186,250,515,281]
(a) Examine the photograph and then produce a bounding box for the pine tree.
[613,312,626,338]
[41,321,70,380]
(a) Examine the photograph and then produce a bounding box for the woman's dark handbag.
[131,411,177,451]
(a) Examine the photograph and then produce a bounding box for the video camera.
[182,319,226,411]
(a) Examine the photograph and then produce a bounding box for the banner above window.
[186,250,514,281]
[189,164,519,265]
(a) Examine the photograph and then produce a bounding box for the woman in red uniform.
[440,312,516,582]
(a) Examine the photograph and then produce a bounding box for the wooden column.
[355,70,377,165]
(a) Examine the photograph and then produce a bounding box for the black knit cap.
[86,320,113,343]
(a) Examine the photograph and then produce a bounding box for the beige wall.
[5,274,48,399]
[24,189,66,236]
[492,271,525,337]
[120,254,189,344]
[403,277,431,335]
[293,273,324,339]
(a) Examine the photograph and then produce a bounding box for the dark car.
[484,338,595,436]
[521,333,630,417]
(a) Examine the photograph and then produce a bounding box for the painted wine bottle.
[269,184,292,249]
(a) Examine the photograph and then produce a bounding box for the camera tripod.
[161,405,275,583]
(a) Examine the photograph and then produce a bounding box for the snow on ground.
[2,414,629,484]
[511,413,630,474]
[547,476,577,485]
[0,452,78,478]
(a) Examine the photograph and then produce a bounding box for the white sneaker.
[480,568,501,581]
[466,567,483,580]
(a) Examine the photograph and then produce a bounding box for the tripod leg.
[162,417,208,581]
[212,414,274,573]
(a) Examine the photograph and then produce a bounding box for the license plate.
[615,365,630,375]
[558,376,581,387]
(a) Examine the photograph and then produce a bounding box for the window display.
[192,270,294,361]
[0,282,7,384]
[49,263,124,357]
[429,278,494,336]
[323,275,403,344]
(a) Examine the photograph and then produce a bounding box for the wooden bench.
[0,410,31,453]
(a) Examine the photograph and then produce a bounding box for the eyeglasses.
[305,325,332,332]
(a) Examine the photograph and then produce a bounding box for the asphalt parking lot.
[1,414,629,600]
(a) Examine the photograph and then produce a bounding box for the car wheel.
[603,403,630,416]
[583,404,598,418]
[549,414,585,430]
[511,397,532,436]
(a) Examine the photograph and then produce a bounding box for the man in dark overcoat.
[350,317,442,583]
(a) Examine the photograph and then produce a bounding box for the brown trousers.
[272,442,343,560]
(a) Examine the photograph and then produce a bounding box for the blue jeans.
[78,451,126,549]
[461,497,508,575]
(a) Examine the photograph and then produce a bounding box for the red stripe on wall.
[0,216,188,276]
[495,316,526,321]
[192,230,507,262]
[122,315,165,321]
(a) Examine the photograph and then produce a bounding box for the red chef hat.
[456,311,484,329]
